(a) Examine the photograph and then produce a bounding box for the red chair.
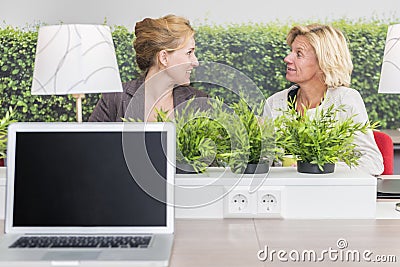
[373,131,394,175]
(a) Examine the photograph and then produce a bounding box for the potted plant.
[171,103,223,174]
[0,106,17,166]
[154,96,275,174]
[219,97,275,174]
[274,102,376,174]
[126,98,223,174]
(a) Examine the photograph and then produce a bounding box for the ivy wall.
[1,20,400,128]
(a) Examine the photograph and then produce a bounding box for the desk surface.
[2,219,400,266]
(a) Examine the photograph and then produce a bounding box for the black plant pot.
[297,161,335,174]
[244,162,270,174]
[176,162,198,174]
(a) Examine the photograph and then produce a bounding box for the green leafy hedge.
[1,20,400,128]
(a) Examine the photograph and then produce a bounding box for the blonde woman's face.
[284,35,322,86]
[165,36,199,86]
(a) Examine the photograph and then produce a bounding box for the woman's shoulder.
[265,86,298,118]
[123,78,145,96]
[326,86,364,105]
[188,85,209,97]
[266,86,297,107]
[174,85,208,98]
[172,85,209,110]
[268,89,289,100]
[328,86,361,97]
[325,86,368,119]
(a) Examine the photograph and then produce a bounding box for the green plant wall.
[1,20,400,128]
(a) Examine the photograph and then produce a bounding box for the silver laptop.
[0,122,175,267]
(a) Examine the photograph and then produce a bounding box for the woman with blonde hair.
[266,24,384,176]
[89,14,207,122]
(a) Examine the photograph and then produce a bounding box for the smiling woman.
[266,23,384,176]
[89,14,207,122]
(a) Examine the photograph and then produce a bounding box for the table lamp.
[31,24,123,122]
[378,24,400,95]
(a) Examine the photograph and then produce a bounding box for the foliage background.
[1,20,400,128]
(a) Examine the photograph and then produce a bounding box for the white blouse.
[265,85,384,176]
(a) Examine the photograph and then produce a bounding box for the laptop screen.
[11,130,168,228]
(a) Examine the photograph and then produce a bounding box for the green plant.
[173,101,222,172]
[155,96,275,174]
[0,106,18,159]
[130,96,275,174]
[225,97,275,173]
[125,99,224,173]
[183,97,235,168]
[274,102,377,170]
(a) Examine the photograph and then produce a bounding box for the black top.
[287,84,300,104]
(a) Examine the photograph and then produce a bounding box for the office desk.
[2,219,400,266]
[171,219,400,266]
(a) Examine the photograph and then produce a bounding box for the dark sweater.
[89,78,208,122]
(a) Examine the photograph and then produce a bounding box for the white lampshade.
[378,24,400,94]
[31,24,123,95]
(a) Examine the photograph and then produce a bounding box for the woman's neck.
[145,67,174,100]
[143,67,174,121]
[296,82,327,113]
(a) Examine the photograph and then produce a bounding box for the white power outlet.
[259,194,278,212]
[224,186,283,218]
[224,187,256,217]
[257,188,282,217]
[231,193,249,212]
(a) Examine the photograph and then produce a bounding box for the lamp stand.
[72,93,85,123]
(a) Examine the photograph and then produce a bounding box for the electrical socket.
[224,186,283,218]
[231,193,249,212]
[224,187,256,217]
[257,188,282,217]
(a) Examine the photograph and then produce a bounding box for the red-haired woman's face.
[165,36,199,86]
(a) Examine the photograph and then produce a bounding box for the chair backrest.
[373,131,394,175]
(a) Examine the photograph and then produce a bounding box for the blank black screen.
[13,131,167,227]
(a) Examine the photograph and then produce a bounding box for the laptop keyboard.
[9,235,152,248]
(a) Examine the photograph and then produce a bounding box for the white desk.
[175,166,377,219]
[0,166,383,220]
[1,219,400,266]
[0,165,399,266]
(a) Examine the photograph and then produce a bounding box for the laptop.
[0,122,175,267]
